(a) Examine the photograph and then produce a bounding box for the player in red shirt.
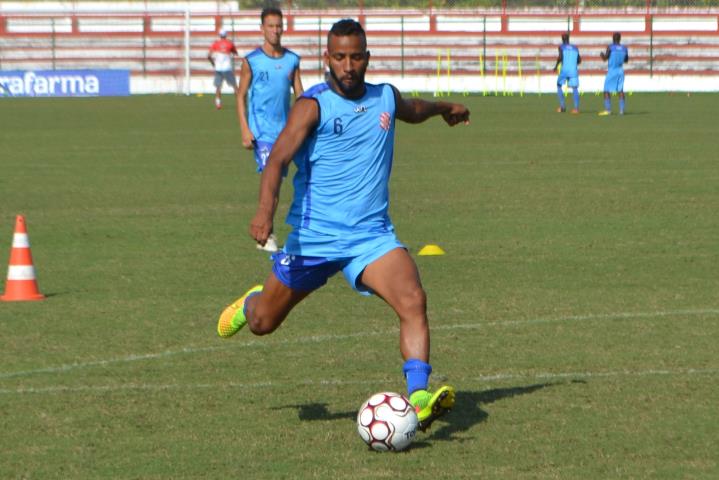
[207,30,239,109]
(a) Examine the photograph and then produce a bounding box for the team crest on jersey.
[379,112,391,130]
[354,105,367,113]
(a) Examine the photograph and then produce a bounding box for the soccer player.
[237,7,304,252]
[553,32,581,114]
[218,19,470,432]
[599,32,629,116]
[207,29,239,110]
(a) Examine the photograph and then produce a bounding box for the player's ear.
[366,50,371,62]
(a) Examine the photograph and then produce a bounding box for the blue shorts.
[252,140,273,172]
[604,70,625,93]
[253,139,288,177]
[270,232,404,296]
[557,72,579,88]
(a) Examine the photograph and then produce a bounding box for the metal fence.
[242,0,719,11]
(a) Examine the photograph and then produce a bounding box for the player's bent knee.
[395,286,427,317]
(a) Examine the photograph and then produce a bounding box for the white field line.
[1,367,718,396]
[1,307,718,381]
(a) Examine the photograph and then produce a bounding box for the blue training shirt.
[287,82,396,238]
[245,47,301,142]
[560,44,580,76]
[607,44,628,71]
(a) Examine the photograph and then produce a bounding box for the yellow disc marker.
[418,244,446,256]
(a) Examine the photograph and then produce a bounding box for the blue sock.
[572,88,580,110]
[403,359,432,396]
[619,97,625,113]
[604,97,611,111]
[556,86,565,109]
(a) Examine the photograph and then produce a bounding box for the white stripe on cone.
[12,233,30,248]
[7,265,36,281]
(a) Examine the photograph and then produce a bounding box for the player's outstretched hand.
[442,104,470,126]
[249,210,273,246]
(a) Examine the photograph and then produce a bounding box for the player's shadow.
[273,403,356,422]
[428,380,585,441]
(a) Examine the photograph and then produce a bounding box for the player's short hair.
[261,7,283,24]
[327,19,366,47]
[613,32,621,43]
[561,33,569,44]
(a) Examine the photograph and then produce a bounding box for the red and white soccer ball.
[356,392,418,452]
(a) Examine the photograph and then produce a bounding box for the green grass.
[0,92,718,479]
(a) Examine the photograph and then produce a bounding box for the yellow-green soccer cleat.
[598,110,611,116]
[410,385,456,432]
[217,285,263,338]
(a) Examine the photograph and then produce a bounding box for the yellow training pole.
[502,51,508,96]
[446,49,451,97]
[494,52,499,96]
[480,52,487,96]
[517,52,523,97]
[435,49,442,97]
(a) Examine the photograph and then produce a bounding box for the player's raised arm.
[250,97,319,244]
[392,86,469,126]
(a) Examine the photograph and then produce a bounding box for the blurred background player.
[218,19,470,432]
[599,32,629,116]
[553,32,581,114]
[236,7,304,252]
[207,29,239,110]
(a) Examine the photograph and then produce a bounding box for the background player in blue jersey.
[599,32,629,116]
[553,33,582,114]
[237,7,304,251]
[218,19,470,432]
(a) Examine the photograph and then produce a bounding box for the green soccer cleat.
[217,285,263,338]
[598,110,611,116]
[410,385,456,432]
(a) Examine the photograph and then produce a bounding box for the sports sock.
[572,87,580,110]
[619,97,625,113]
[403,358,432,396]
[604,97,611,112]
[556,86,565,109]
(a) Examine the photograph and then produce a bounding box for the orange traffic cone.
[1,215,44,301]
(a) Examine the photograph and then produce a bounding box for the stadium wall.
[1,5,718,94]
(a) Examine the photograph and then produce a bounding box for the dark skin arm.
[553,47,563,71]
[392,86,470,125]
[249,97,319,245]
[600,46,611,61]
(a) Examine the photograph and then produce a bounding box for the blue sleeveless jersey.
[286,82,397,252]
[560,44,580,76]
[246,48,300,142]
[607,44,628,71]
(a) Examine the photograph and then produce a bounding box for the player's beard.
[328,67,365,98]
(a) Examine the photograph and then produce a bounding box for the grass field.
[1,92,718,479]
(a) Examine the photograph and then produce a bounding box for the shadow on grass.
[273,403,356,422]
[429,380,585,441]
[275,380,585,445]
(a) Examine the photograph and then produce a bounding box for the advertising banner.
[0,69,130,97]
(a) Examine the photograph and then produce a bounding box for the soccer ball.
[356,392,418,452]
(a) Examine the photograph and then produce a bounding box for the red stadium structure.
[0,4,717,94]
